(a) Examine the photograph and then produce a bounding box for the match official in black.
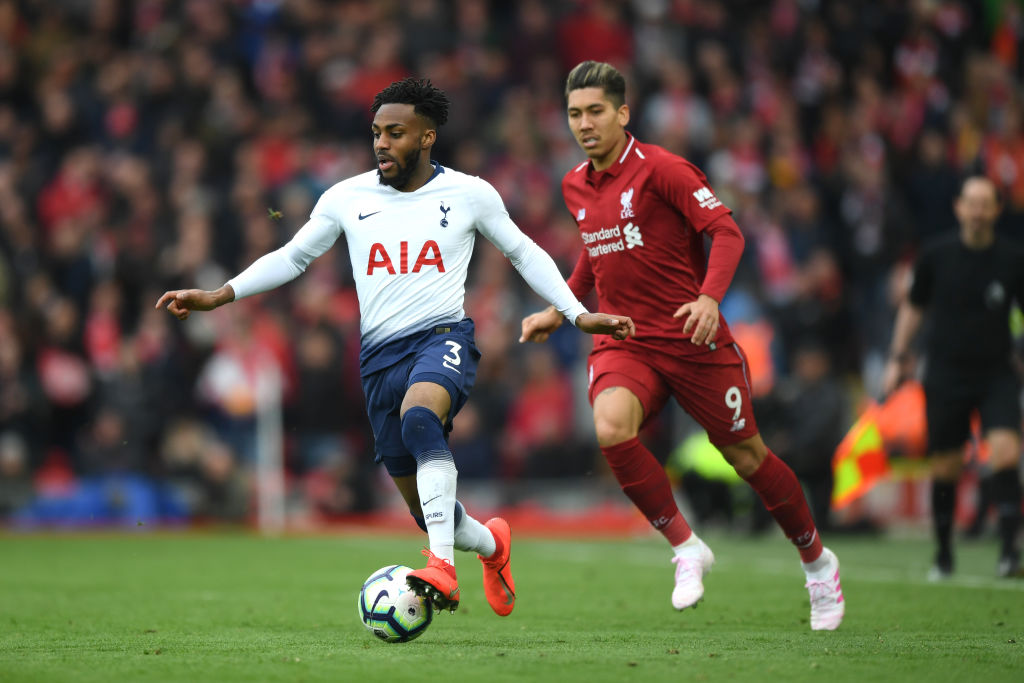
[884,175,1024,579]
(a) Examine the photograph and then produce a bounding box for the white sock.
[454,509,497,558]
[416,456,458,563]
[802,548,833,579]
[671,532,704,558]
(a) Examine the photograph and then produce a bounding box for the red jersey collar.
[584,133,636,186]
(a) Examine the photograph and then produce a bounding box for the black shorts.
[923,370,1022,453]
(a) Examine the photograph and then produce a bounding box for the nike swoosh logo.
[358,211,381,220]
[420,494,441,507]
[449,587,460,599]
[498,566,515,604]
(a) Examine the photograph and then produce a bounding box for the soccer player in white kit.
[156,78,635,617]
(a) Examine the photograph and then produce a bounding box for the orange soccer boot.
[407,549,460,613]
[478,517,516,616]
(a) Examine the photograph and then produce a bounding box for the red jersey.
[562,134,743,357]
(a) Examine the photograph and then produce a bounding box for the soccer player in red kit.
[521,61,844,630]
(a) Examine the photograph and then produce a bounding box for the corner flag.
[832,403,890,509]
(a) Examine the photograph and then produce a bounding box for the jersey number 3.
[442,341,462,374]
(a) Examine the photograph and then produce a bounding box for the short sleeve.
[651,156,732,232]
[907,247,934,308]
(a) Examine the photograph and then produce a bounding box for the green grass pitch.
[1,530,1021,682]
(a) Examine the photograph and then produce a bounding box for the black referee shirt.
[908,233,1024,377]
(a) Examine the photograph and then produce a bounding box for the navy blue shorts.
[361,319,480,476]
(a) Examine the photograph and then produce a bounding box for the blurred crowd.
[1,0,1023,527]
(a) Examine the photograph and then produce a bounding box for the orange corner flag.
[832,403,891,509]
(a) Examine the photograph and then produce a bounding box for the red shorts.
[587,343,759,447]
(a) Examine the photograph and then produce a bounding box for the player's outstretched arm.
[574,312,635,340]
[155,285,235,320]
[521,306,635,342]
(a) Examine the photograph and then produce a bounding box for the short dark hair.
[564,61,626,108]
[371,78,450,127]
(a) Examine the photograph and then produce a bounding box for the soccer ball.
[357,565,433,642]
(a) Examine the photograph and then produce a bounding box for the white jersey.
[227,164,587,350]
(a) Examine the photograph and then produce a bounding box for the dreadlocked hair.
[371,78,450,127]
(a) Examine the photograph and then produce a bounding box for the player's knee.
[720,439,765,478]
[930,451,962,481]
[593,415,637,447]
[380,453,418,478]
[400,406,448,461]
[987,430,1022,469]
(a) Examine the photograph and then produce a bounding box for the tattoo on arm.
[598,387,621,397]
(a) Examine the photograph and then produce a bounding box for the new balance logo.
[624,222,644,249]
[693,187,722,210]
[730,418,746,432]
[577,207,586,221]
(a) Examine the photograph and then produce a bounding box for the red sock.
[601,437,692,546]
[744,450,823,562]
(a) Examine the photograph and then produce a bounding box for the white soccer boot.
[671,537,715,610]
[804,547,845,631]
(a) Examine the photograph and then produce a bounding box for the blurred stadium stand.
[0,0,1021,531]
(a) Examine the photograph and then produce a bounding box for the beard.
[377,146,421,190]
